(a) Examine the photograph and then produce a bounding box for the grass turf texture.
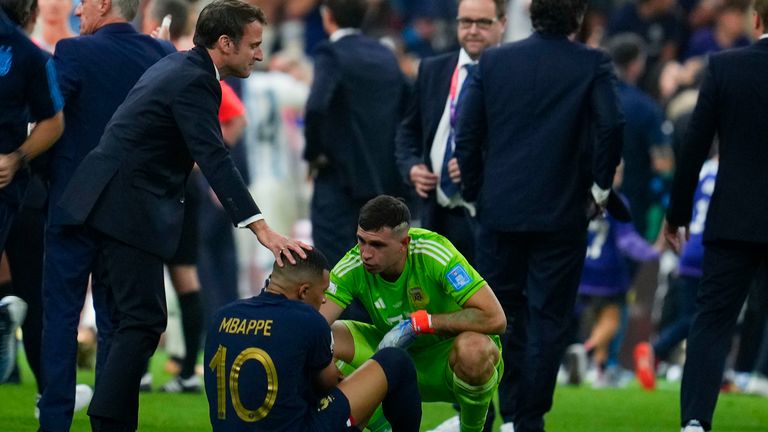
[1,351,766,431]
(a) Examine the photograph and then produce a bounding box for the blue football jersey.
[679,159,718,277]
[204,292,333,432]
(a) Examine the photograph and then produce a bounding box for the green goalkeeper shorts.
[340,320,502,403]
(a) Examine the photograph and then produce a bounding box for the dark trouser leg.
[680,242,765,431]
[653,275,700,360]
[87,235,166,430]
[430,205,477,263]
[39,225,98,432]
[514,229,587,432]
[310,177,370,323]
[177,291,203,378]
[5,206,44,392]
[475,226,528,424]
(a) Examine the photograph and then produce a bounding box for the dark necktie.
[440,63,477,199]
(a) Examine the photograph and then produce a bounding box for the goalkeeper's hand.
[377,310,435,350]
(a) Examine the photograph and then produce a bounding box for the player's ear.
[297,283,310,301]
[400,234,410,251]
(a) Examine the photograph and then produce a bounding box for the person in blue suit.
[56,1,308,430]
[395,0,506,429]
[664,0,768,429]
[37,0,176,429]
[304,0,408,268]
[454,0,624,429]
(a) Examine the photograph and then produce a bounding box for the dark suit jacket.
[304,34,408,199]
[454,32,624,232]
[49,22,173,226]
[667,39,768,244]
[395,51,459,225]
[59,47,259,259]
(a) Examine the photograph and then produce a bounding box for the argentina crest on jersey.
[408,286,430,309]
[0,46,12,76]
[446,264,472,291]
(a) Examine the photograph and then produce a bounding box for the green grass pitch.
[1,351,766,431]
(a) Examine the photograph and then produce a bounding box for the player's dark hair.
[605,33,646,70]
[530,0,587,36]
[271,248,330,282]
[150,0,189,41]
[0,0,33,25]
[193,0,267,49]
[322,0,367,28]
[358,195,411,233]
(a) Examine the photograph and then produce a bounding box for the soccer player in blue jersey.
[204,248,422,432]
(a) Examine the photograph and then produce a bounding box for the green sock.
[365,406,391,432]
[336,359,357,377]
[453,368,498,432]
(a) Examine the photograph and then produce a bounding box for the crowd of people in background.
[1,0,767,431]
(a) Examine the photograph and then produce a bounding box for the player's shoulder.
[331,247,363,279]
[407,227,458,268]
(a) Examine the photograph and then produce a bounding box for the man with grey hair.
[37,0,174,429]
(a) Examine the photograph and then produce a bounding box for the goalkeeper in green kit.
[320,195,507,432]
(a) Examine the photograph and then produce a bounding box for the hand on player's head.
[269,248,330,310]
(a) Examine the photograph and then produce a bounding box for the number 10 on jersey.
[209,344,279,422]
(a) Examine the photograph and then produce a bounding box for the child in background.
[568,163,661,387]
[634,156,718,390]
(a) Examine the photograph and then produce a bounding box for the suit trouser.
[476,225,586,432]
[425,203,476,264]
[310,177,370,323]
[681,241,768,431]
[87,233,166,431]
[195,174,238,319]
[39,225,112,432]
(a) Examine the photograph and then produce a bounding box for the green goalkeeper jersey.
[326,227,487,349]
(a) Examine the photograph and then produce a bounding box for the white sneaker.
[35,385,91,420]
[681,420,705,432]
[160,374,202,393]
[74,384,93,412]
[746,374,768,397]
[140,372,153,392]
[427,415,460,432]
[500,422,515,432]
[0,296,27,382]
[565,343,587,385]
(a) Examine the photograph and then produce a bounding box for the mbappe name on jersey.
[218,317,273,336]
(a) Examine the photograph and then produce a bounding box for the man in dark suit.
[395,1,506,429]
[395,0,506,263]
[304,0,408,267]
[665,1,768,430]
[57,1,307,430]
[37,0,175,428]
[454,0,624,430]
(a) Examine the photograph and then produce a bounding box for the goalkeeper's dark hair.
[358,195,411,234]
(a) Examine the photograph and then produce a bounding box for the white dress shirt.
[430,49,477,215]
